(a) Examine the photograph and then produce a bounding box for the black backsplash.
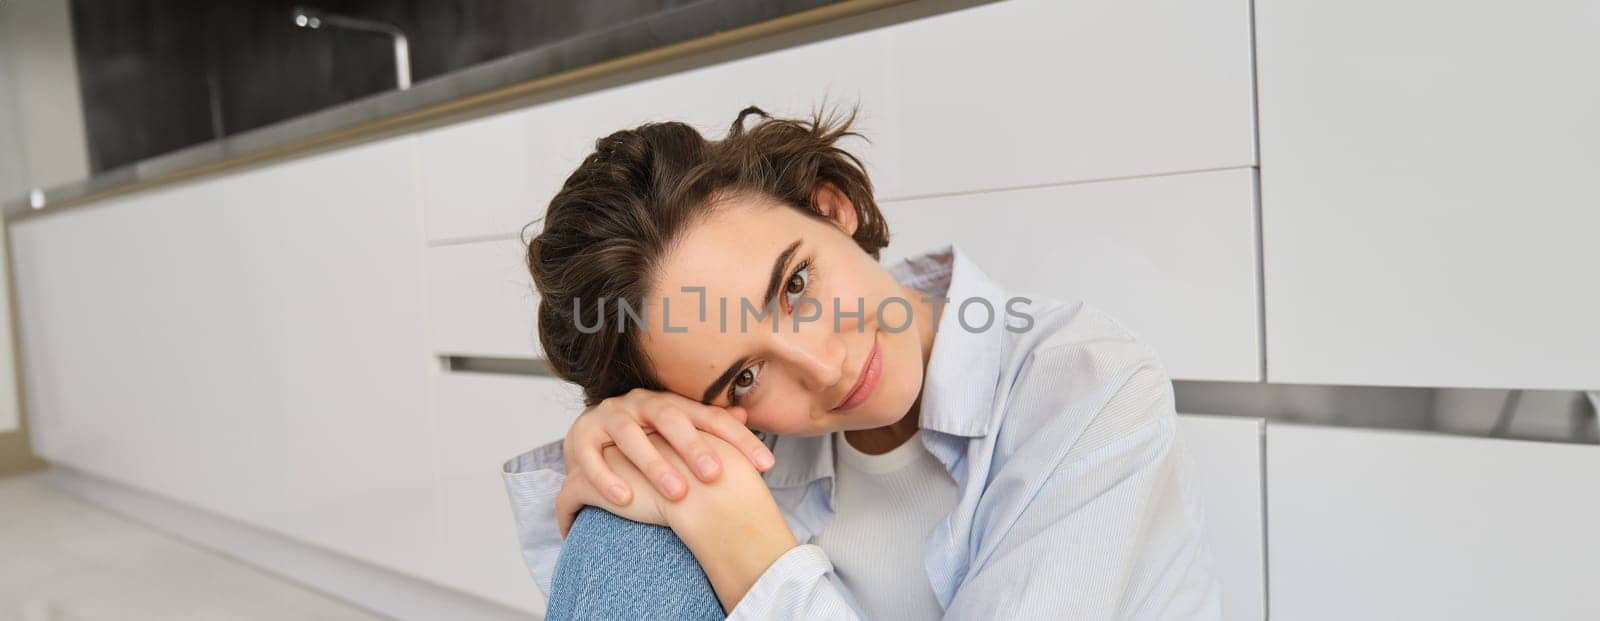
[70,1,829,174]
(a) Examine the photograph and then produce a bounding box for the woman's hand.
[555,435,674,535]
[558,431,797,611]
[557,388,776,524]
[555,430,774,538]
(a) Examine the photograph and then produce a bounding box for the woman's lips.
[832,330,882,412]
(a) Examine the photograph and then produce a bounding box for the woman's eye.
[783,263,811,310]
[729,362,763,405]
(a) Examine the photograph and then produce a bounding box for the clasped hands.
[554,387,780,538]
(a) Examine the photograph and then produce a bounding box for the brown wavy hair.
[523,106,890,407]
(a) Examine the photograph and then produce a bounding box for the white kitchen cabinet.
[417,28,896,243]
[429,370,584,614]
[1267,424,1600,620]
[10,136,442,581]
[426,237,542,360]
[1257,0,1600,389]
[881,168,1261,382]
[888,0,1256,198]
[1177,414,1266,621]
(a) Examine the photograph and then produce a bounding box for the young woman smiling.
[502,108,1222,619]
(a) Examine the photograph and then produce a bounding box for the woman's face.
[639,187,934,436]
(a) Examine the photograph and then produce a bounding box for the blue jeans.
[546,507,725,620]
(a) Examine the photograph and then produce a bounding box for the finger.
[556,473,601,539]
[686,404,775,472]
[652,392,772,471]
[572,433,633,506]
[609,422,688,501]
[646,407,722,482]
[556,480,580,539]
[564,421,619,471]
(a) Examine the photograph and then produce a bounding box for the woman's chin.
[838,382,921,432]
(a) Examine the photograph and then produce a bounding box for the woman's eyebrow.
[760,239,803,309]
[700,355,753,405]
[698,238,801,405]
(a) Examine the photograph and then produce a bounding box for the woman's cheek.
[745,408,784,436]
[750,403,809,436]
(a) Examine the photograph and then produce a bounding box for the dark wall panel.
[71,0,214,173]
[70,1,829,173]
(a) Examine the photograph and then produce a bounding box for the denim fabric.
[545,507,724,621]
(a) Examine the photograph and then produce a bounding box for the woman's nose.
[777,332,845,392]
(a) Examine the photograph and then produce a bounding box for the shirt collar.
[760,243,1008,489]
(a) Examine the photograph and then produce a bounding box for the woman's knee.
[559,507,692,569]
[547,507,723,620]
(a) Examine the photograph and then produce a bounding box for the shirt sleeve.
[725,544,867,620]
[500,438,568,597]
[942,360,1224,619]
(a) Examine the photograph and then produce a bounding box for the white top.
[812,429,958,619]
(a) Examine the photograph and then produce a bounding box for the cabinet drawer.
[414,109,535,244]
[1177,414,1266,621]
[1257,0,1600,389]
[1267,424,1600,620]
[880,168,1261,381]
[888,0,1256,198]
[425,238,541,359]
[429,371,584,613]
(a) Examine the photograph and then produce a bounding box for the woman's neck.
[843,282,941,455]
[844,395,922,455]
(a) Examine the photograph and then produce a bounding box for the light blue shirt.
[503,244,1222,619]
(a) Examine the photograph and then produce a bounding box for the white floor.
[0,471,386,621]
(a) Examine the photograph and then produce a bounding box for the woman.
[502,107,1222,619]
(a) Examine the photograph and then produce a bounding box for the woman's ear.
[814,182,859,236]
